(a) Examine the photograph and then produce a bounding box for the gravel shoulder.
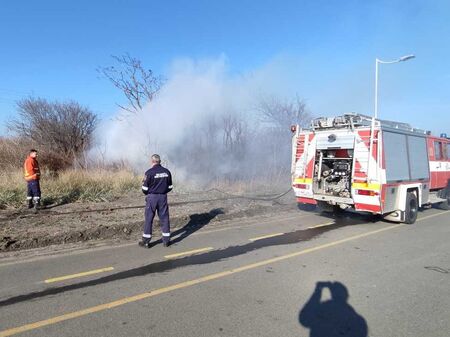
[0,189,297,257]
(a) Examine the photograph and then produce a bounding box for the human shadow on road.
[299,281,368,337]
[170,208,224,245]
[0,214,376,307]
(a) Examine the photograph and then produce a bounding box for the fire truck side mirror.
[290,125,297,133]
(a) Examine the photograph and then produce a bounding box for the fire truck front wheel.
[405,192,418,224]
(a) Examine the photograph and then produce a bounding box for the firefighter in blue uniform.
[139,154,173,248]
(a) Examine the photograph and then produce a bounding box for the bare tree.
[253,94,313,178]
[256,94,312,129]
[0,136,32,169]
[222,113,247,158]
[8,97,97,170]
[170,94,312,184]
[98,54,164,112]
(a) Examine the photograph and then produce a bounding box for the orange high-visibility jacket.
[23,156,40,181]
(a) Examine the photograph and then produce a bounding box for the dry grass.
[0,169,141,209]
[0,166,291,210]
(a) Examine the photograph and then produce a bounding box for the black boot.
[33,199,40,213]
[27,199,33,209]
[163,239,170,247]
[138,237,151,248]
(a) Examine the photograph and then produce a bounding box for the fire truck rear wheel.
[405,192,418,224]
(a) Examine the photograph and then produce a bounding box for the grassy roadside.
[0,167,292,210]
[0,169,141,209]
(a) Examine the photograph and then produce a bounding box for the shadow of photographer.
[299,281,368,337]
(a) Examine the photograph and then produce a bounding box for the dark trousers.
[144,194,170,242]
[27,180,41,201]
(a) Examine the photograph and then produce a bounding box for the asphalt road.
[0,207,448,337]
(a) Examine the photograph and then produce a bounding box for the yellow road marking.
[0,224,405,337]
[44,267,114,284]
[0,213,311,268]
[0,211,447,337]
[248,232,285,241]
[190,213,310,236]
[308,221,334,229]
[164,247,214,259]
[417,211,450,221]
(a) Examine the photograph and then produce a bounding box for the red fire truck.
[291,113,450,224]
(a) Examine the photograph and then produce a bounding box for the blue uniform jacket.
[142,164,173,195]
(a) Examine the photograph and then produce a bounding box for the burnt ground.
[0,189,297,257]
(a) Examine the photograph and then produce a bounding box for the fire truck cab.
[291,113,450,224]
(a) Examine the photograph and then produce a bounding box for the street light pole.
[375,59,379,119]
[374,54,415,119]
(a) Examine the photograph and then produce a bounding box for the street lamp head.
[399,54,415,62]
[374,53,415,119]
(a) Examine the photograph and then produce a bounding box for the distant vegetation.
[173,94,312,182]
[0,55,313,209]
[0,169,140,209]
[3,97,97,171]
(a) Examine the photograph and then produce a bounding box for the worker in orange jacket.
[23,149,41,211]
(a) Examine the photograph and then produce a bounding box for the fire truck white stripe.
[429,161,450,172]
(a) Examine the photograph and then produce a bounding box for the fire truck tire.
[405,192,418,224]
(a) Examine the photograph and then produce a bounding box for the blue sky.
[0,0,449,135]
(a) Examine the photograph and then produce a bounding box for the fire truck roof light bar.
[311,113,427,135]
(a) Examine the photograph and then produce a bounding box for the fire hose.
[14,187,294,218]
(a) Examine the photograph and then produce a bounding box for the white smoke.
[93,55,287,172]
[92,53,449,175]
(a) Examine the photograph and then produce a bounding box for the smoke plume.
[93,56,308,184]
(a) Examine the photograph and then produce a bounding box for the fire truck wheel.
[405,192,418,224]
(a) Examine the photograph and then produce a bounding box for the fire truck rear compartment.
[313,149,353,201]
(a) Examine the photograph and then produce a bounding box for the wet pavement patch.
[0,213,372,307]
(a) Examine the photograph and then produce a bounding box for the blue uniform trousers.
[144,194,170,242]
[27,180,41,201]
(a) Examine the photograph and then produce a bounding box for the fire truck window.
[384,131,410,181]
[442,143,450,160]
[434,141,442,160]
[445,143,449,160]
[407,136,429,180]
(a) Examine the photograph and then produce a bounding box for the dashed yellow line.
[44,267,114,284]
[192,213,311,236]
[308,221,334,229]
[248,232,285,241]
[164,247,214,259]
[0,213,312,269]
[0,211,447,337]
[0,223,408,337]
